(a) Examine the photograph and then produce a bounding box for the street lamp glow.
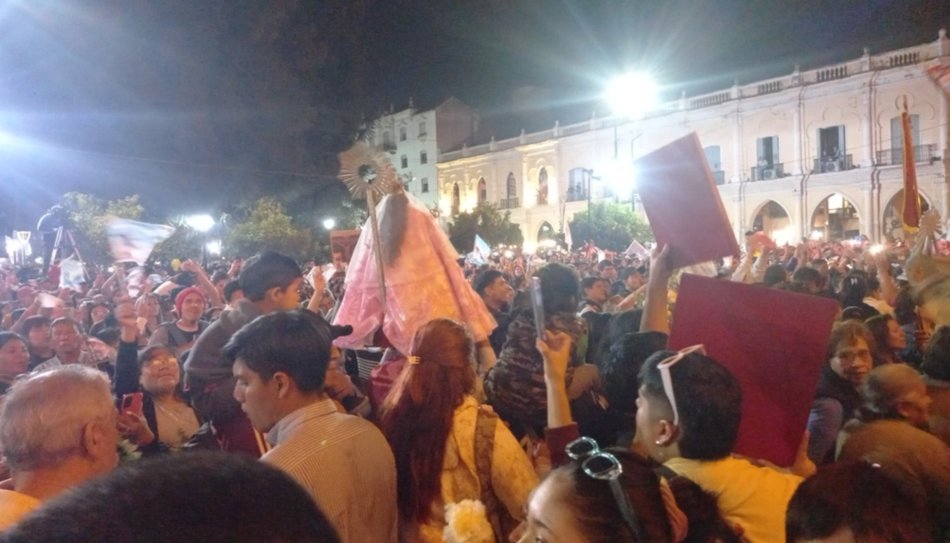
[609,160,638,200]
[186,214,215,232]
[205,240,222,256]
[322,218,336,230]
[605,71,659,119]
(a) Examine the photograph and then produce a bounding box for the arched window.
[751,201,791,241]
[811,193,860,241]
[478,178,487,204]
[452,183,461,216]
[504,173,517,209]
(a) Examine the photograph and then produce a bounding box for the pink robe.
[332,192,496,354]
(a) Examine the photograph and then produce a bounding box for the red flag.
[900,96,920,233]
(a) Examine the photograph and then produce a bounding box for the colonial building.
[367,97,477,208]
[437,31,950,251]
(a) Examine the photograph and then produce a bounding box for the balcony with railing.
[875,144,937,166]
[712,170,726,185]
[813,154,853,173]
[498,197,520,210]
[750,163,785,181]
[565,186,589,202]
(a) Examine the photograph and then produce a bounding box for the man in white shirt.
[224,310,397,543]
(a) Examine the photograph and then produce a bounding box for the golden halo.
[337,142,399,199]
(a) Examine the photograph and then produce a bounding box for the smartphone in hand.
[121,392,144,418]
[530,277,546,341]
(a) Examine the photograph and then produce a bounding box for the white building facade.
[368,97,477,208]
[437,31,950,250]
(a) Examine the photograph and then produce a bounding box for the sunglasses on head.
[565,437,644,542]
[656,344,706,426]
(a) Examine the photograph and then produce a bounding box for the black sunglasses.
[565,437,644,542]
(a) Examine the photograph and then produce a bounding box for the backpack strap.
[474,408,503,542]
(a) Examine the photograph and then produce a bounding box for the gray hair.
[0,366,114,471]
[860,364,924,420]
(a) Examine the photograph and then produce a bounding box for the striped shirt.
[263,398,397,543]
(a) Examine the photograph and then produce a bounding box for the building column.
[794,86,807,175]
[863,75,876,168]
[732,107,743,183]
[862,181,876,241]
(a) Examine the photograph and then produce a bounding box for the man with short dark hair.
[612,266,645,298]
[184,251,303,456]
[635,349,803,543]
[224,310,397,543]
[578,276,609,316]
[473,269,514,356]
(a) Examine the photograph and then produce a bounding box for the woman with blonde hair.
[379,318,537,542]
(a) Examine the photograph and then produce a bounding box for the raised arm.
[180,260,223,307]
[641,244,673,335]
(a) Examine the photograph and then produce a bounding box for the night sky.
[1,0,948,229]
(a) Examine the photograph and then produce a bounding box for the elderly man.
[32,318,97,373]
[0,366,120,529]
[224,310,397,542]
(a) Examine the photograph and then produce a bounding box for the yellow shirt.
[665,456,802,543]
[0,489,41,531]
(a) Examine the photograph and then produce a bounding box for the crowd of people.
[0,226,947,542]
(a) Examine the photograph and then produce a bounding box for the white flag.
[107,218,175,265]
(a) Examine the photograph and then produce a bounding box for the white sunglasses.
[656,344,706,426]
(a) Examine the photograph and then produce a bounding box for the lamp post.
[186,214,215,266]
[605,71,658,205]
[322,218,336,231]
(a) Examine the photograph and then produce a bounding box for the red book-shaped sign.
[669,274,839,466]
[634,133,739,269]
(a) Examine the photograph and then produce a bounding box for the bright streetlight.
[322,218,336,230]
[205,240,222,256]
[186,214,215,233]
[605,71,659,119]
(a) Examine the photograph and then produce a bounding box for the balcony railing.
[565,187,589,202]
[712,170,726,185]
[813,154,853,173]
[750,163,785,181]
[875,144,937,166]
[498,197,520,210]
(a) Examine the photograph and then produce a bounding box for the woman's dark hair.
[786,461,931,542]
[551,448,670,543]
[864,313,896,355]
[921,325,950,381]
[893,286,918,326]
[533,263,579,314]
[668,476,744,543]
[378,319,477,523]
